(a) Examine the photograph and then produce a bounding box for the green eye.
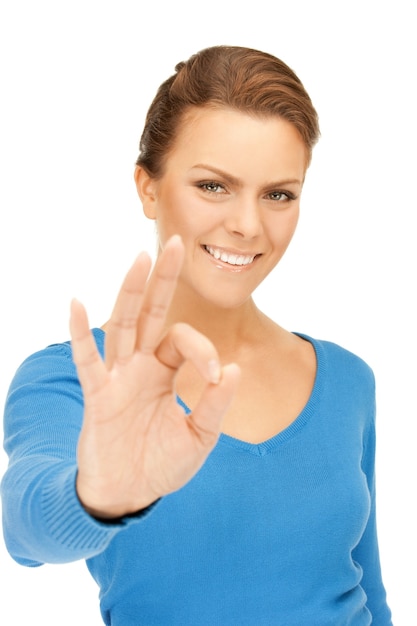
[198,182,226,194]
[268,191,296,202]
[268,191,290,201]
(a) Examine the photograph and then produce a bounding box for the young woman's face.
[137,107,307,310]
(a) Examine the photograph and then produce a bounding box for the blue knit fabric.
[1,329,392,625]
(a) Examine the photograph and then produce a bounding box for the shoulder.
[8,328,105,389]
[298,333,376,391]
[302,333,374,372]
[4,329,106,436]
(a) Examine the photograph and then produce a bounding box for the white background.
[0,1,415,623]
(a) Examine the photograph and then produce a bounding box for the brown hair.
[136,45,320,177]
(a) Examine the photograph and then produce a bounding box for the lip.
[202,244,260,271]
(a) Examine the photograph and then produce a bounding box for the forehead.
[166,106,308,176]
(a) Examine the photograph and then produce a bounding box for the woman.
[1,46,392,624]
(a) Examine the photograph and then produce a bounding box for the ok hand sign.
[70,235,240,520]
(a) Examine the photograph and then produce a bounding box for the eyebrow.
[190,163,303,188]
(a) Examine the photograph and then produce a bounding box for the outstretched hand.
[70,235,240,520]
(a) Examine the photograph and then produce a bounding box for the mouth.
[203,245,259,267]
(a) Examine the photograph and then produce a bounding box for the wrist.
[75,473,159,521]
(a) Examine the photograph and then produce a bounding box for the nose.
[224,194,263,240]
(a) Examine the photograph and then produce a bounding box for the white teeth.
[205,246,255,266]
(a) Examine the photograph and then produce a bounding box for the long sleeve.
[1,333,142,566]
[351,388,392,625]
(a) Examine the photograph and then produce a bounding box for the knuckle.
[110,317,137,330]
[141,301,168,320]
[76,348,100,369]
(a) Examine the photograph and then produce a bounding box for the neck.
[165,289,272,359]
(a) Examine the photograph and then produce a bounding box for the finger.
[189,363,241,445]
[136,234,185,353]
[155,323,222,384]
[105,251,152,368]
[70,299,108,395]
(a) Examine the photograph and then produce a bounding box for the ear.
[134,166,158,219]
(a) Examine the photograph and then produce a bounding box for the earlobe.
[134,166,157,219]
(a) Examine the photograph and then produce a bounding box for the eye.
[266,190,296,202]
[197,181,227,194]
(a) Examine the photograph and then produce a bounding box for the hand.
[70,235,240,519]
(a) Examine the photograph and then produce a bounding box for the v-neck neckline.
[177,333,325,457]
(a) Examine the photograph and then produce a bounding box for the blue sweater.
[1,329,392,625]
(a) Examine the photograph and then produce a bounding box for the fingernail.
[208,360,221,384]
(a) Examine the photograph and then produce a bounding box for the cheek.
[269,209,299,246]
[288,210,300,237]
[158,196,220,241]
[152,191,186,243]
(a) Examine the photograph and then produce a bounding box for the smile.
[204,245,257,266]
